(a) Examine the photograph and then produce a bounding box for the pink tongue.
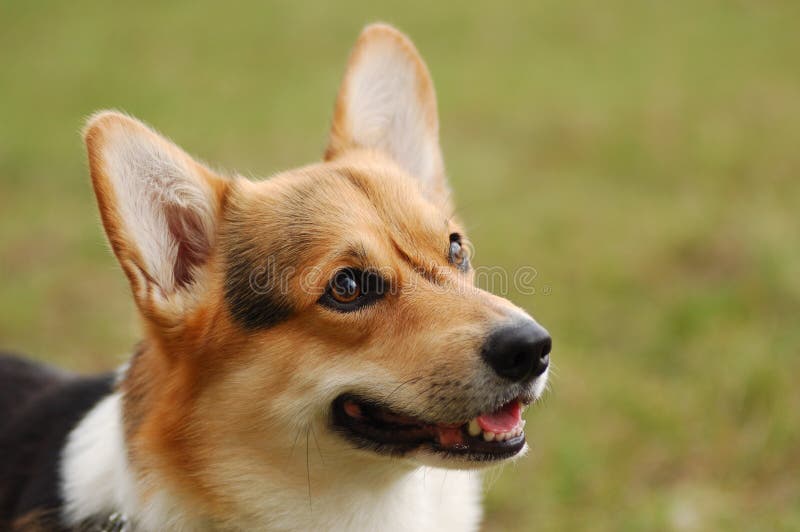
[477,401,521,433]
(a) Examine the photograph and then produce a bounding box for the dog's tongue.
[476,400,521,433]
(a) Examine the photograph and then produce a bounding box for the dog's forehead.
[232,163,448,253]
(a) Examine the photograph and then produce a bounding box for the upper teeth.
[466,418,525,442]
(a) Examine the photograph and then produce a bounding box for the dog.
[0,23,551,531]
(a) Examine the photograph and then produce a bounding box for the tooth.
[483,431,496,442]
[468,419,481,437]
[499,432,509,441]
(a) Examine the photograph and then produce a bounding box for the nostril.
[529,336,551,378]
[541,337,552,357]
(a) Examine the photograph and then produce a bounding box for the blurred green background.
[1,1,799,530]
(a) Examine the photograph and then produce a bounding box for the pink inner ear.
[165,203,211,288]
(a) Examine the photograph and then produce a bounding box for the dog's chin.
[330,393,534,467]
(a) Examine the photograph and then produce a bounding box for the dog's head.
[86,23,549,510]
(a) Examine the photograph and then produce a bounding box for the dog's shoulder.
[0,353,114,529]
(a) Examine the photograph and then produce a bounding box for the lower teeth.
[465,419,525,443]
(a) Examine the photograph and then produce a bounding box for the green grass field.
[1,1,799,530]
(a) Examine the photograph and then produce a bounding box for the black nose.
[481,321,551,382]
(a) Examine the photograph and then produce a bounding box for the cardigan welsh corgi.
[0,23,551,531]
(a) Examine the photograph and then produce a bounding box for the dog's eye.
[330,269,361,304]
[320,268,385,312]
[449,233,470,272]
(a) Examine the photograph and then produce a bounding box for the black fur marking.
[221,185,322,330]
[0,353,114,530]
[224,241,294,330]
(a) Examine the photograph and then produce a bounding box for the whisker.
[311,423,324,465]
[306,427,312,512]
[289,423,304,459]
[383,375,424,403]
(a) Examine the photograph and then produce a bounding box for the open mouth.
[331,394,527,461]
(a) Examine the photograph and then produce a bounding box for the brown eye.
[330,269,361,303]
[449,233,470,271]
[320,268,386,312]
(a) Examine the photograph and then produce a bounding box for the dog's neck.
[59,378,483,531]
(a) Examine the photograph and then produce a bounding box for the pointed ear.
[325,23,450,206]
[84,111,228,316]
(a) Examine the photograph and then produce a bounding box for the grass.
[2,1,799,529]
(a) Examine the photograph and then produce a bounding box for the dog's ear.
[326,23,450,207]
[84,111,228,319]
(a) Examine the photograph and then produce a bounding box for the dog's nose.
[481,321,551,382]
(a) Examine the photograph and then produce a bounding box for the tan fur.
[77,23,545,529]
